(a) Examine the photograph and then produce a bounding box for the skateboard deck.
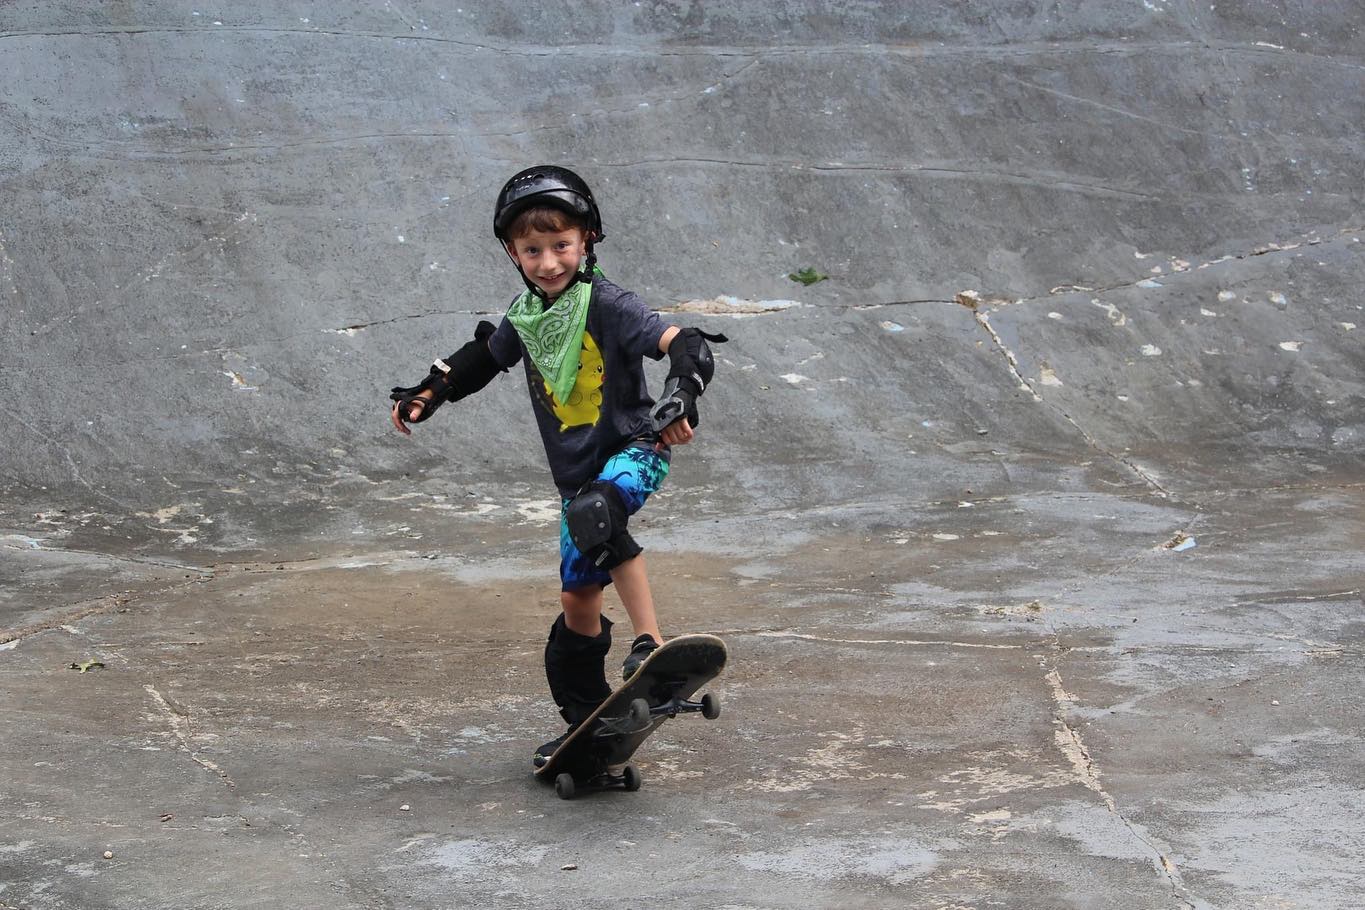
[534,633,727,799]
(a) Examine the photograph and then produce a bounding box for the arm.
[389,320,506,435]
[650,326,727,445]
[658,325,681,354]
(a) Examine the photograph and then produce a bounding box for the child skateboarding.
[388,165,724,768]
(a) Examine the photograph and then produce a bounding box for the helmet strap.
[576,238,598,285]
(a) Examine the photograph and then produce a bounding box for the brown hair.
[505,205,589,241]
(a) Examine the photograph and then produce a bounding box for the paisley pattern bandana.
[505,274,593,405]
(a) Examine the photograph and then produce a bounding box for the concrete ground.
[2,3,1363,909]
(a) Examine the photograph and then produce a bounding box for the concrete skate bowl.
[2,5,1363,910]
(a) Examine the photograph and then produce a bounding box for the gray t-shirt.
[487,275,669,497]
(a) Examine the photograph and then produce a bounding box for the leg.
[560,585,604,637]
[561,443,672,678]
[535,607,614,767]
[609,554,661,645]
[543,607,612,727]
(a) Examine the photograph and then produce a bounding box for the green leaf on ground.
[788,267,829,286]
[70,660,106,673]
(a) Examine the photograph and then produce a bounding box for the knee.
[560,587,603,631]
[564,482,642,571]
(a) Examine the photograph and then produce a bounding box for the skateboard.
[534,633,727,800]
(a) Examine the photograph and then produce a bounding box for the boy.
[388,165,722,766]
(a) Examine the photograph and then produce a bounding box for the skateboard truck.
[596,693,721,736]
[644,692,721,721]
[554,764,642,800]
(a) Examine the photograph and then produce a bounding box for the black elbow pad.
[665,328,728,397]
[434,320,507,402]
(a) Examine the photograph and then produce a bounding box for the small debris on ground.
[1161,532,1197,552]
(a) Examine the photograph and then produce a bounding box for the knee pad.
[565,481,642,571]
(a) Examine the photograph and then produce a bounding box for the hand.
[658,416,694,448]
[389,393,431,435]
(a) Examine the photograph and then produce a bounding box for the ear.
[504,241,520,262]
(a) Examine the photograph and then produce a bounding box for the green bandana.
[505,274,593,405]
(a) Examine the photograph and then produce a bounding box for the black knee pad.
[564,481,642,571]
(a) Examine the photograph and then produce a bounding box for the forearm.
[658,324,681,355]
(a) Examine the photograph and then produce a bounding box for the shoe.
[622,634,661,680]
[533,727,575,768]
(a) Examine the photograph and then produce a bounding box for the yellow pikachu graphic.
[546,332,605,431]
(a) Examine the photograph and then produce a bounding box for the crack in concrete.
[1042,659,1197,908]
[0,539,212,574]
[755,630,1029,651]
[924,225,1360,501]
[598,156,1160,200]
[1030,225,1363,303]
[4,27,1360,72]
[143,683,235,789]
[1031,523,1212,909]
[0,571,215,647]
[960,293,1044,404]
[479,60,764,137]
[331,308,499,335]
[0,406,143,512]
[954,291,1171,496]
[843,225,1363,317]
[734,625,1347,660]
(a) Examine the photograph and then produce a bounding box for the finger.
[391,403,411,435]
[664,422,690,446]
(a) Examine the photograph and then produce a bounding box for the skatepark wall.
[2,2,1362,560]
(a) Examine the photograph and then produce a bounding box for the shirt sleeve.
[487,315,522,370]
[608,287,669,361]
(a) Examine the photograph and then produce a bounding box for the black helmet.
[493,165,604,243]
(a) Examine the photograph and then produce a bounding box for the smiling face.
[505,225,589,300]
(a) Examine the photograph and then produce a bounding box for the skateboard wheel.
[555,773,576,800]
[628,697,651,728]
[701,692,721,720]
[623,764,642,792]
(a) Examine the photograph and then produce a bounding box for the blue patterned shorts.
[560,443,670,591]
